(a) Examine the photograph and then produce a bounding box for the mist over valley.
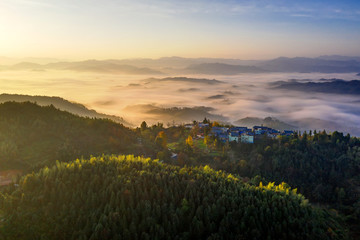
[1,58,360,135]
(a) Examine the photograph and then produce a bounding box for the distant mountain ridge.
[107,57,260,69]
[46,60,162,74]
[2,55,360,74]
[144,77,224,85]
[274,79,360,95]
[257,57,360,73]
[184,63,266,74]
[0,94,131,126]
[317,55,360,62]
[2,60,163,75]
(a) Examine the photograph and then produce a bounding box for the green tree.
[155,131,167,149]
[140,121,148,131]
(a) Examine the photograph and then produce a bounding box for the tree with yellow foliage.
[155,131,167,149]
[212,121,220,127]
[185,135,193,147]
[204,135,211,146]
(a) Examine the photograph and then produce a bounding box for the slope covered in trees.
[143,121,360,236]
[0,102,137,170]
[0,155,348,240]
[0,94,130,125]
[225,131,360,219]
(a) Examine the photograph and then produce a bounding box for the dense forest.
[0,155,348,239]
[230,131,360,236]
[0,102,359,238]
[230,131,360,208]
[137,121,360,237]
[0,101,137,170]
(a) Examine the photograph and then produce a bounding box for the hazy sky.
[1,0,360,60]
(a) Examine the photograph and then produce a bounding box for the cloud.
[3,68,360,135]
[290,14,312,18]
[3,0,76,10]
[94,100,116,106]
[10,0,57,8]
[90,0,358,20]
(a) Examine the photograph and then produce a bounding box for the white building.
[229,132,239,142]
[241,134,254,144]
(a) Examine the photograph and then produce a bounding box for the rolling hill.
[0,94,131,126]
[0,155,348,239]
[0,102,137,170]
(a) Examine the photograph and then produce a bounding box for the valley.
[0,69,359,135]
[2,0,360,238]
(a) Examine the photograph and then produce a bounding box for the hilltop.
[0,155,347,239]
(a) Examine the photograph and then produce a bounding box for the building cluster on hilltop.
[215,125,294,143]
[186,123,294,144]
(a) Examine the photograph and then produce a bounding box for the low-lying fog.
[1,70,360,135]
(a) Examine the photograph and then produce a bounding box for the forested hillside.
[139,122,360,237]
[0,94,130,125]
[230,132,360,207]
[0,102,137,170]
[0,103,359,238]
[0,155,348,240]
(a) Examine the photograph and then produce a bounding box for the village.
[185,122,294,144]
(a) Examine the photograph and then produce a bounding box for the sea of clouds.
[1,70,359,135]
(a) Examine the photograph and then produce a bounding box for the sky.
[1,0,360,60]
